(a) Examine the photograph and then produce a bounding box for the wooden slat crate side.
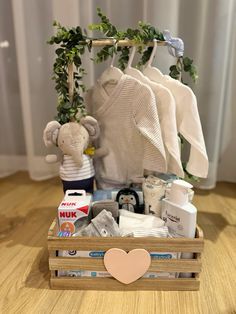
[48,219,203,238]
[48,220,204,254]
[48,250,57,278]
[47,219,203,291]
[50,277,200,291]
[195,225,204,239]
[49,256,202,273]
[48,219,57,237]
[47,236,204,253]
[194,253,202,279]
[48,219,204,253]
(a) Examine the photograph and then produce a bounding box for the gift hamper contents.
[55,175,198,279]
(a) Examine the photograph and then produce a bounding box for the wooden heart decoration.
[104,248,151,284]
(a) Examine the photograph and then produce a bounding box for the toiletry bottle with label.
[161,179,197,278]
[142,175,166,217]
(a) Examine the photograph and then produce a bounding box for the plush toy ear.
[43,121,61,147]
[80,116,100,140]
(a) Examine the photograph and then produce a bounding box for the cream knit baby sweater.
[125,67,183,177]
[86,74,166,188]
[143,69,208,178]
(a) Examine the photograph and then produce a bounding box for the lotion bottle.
[161,179,197,278]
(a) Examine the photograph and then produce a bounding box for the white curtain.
[0,0,235,188]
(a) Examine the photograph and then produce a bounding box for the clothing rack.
[81,39,167,47]
[86,39,183,82]
[68,40,168,102]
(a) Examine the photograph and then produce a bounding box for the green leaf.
[55,48,64,55]
[73,54,81,66]
[62,102,71,109]
[183,57,193,66]
[170,65,177,71]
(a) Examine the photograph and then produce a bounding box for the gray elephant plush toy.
[43,116,106,193]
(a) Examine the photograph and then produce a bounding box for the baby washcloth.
[119,209,165,234]
[121,226,169,238]
[78,209,120,237]
[92,200,119,218]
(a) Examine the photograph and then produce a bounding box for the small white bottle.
[161,179,197,278]
[142,175,166,217]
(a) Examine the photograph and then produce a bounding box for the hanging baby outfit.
[86,74,166,189]
[124,67,184,178]
[143,68,208,178]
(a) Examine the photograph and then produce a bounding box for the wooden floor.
[0,172,235,314]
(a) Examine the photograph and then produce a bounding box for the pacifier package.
[58,190,92,234]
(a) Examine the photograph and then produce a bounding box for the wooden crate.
[48,218,204,291]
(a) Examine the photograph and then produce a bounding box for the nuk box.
[58,190,92,234]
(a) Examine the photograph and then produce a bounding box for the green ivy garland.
[89,8,198,82]
[47,21,89,124]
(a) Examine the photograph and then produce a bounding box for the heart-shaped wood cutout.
[104,248,151,284]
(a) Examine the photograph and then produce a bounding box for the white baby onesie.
[85,74,166,188]
[124,68,183,177]
[143,68,208,178]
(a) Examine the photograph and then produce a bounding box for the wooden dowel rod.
[68,62,74,104]
[81,39,167,47]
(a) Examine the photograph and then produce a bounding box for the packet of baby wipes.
[58,250,105,258]
[58,270,176,278]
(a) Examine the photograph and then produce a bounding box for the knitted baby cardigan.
[125,67,183,177]
[143,69,208,178]
[86,74,166,188]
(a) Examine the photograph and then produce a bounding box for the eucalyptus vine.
[47,21,89,124]
[169,57,198,82]
[89,8,198,82]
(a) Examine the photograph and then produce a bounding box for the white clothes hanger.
[126,44,136,70]
[143,39,164,80]
[98,39,123,87]
[124,46,153,84]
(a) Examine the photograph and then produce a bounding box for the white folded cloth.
[121,226,169,238]
[119,209,165,234]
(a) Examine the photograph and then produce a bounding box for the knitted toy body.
[60,154,95,193]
